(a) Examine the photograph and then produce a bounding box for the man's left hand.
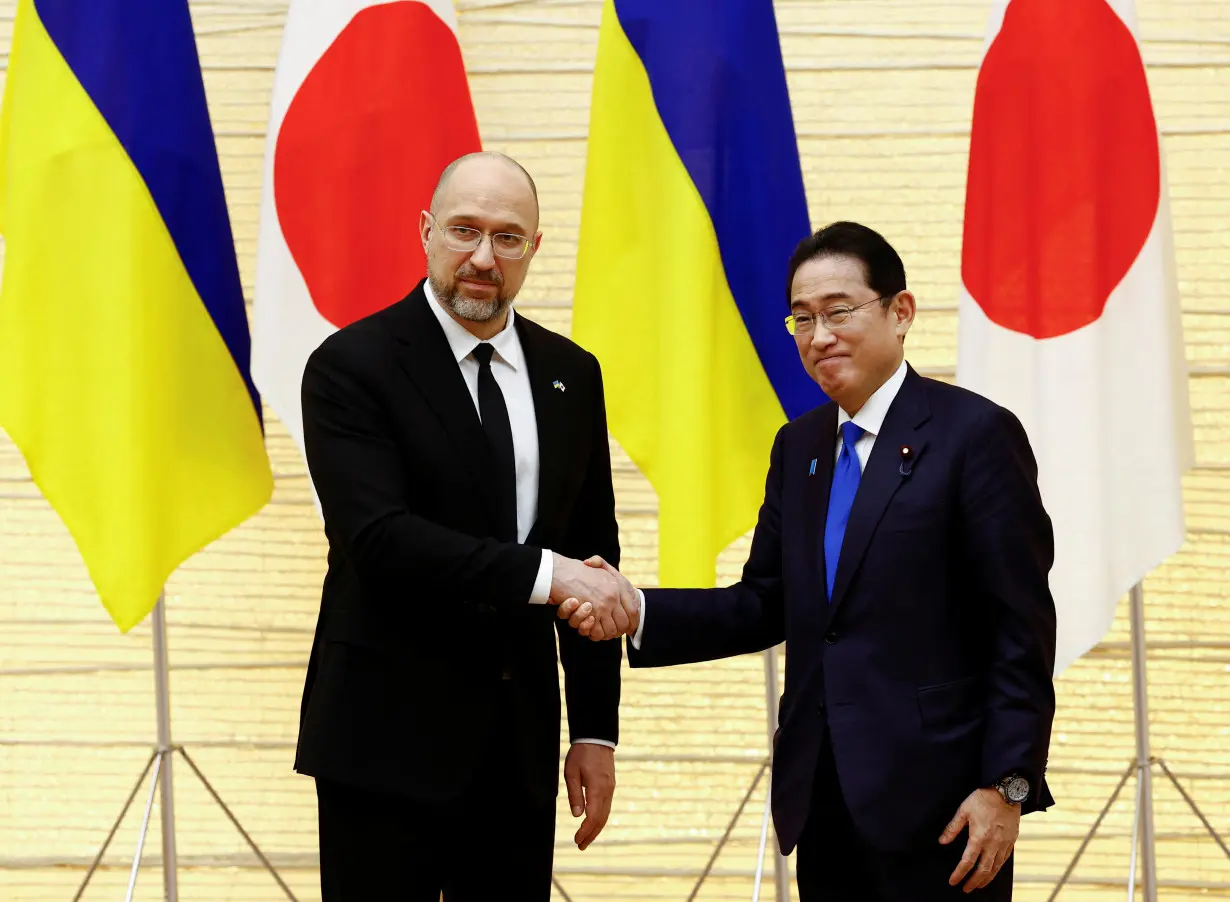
[939,787,1020,892]
[564,743,616,851]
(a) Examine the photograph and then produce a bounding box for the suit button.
[816,701,826,713]
[824,632,838,644]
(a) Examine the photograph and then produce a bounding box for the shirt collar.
[836,358,908,438]
[424,279,523,371]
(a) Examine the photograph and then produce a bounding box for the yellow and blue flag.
[0,0,273,631]
[572,0,817,586]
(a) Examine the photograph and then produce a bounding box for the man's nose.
[469,235,497,268]
[810,321,837,350]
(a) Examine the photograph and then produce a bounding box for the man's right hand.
[550,553,629,638]
[557,556,640,641]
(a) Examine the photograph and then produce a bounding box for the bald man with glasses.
[295,152,630,901]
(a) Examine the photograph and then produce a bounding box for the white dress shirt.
[835,357,909,475]
[425,283,612,749]
[630,358,910,650]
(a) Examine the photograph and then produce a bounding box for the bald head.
[429,151,539,220]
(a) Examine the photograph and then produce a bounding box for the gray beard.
[429,274,511,323]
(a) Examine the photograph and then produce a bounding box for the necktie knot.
[841,420,865,451]
[472,342,496,368]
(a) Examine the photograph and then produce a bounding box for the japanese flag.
[253,0,482,462]
[956,0,1194,674]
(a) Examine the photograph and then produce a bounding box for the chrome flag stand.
[747,647,791,902]
[1047,583,1230,901]
[72,595,299,902]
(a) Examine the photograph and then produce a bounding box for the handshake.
[549,553,639,641]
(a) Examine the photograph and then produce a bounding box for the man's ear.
[419,210,433,254]
[892,290,916,341]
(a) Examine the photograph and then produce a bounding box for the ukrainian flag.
[0,0,273,631]
[572,0,818,586]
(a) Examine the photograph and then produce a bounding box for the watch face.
[1005,776,1030,802]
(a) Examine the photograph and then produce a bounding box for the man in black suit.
[561,222,1057,900]
[296,151,633,901]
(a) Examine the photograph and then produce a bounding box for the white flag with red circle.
[253,0,481,461]
[956,0,1194,674]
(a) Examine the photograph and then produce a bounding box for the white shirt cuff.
[630,588,645,650]
[528,548,553,604]
[573,738,616,749]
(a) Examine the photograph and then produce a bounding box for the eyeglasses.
[426,212,532,260]
[785,295,888,335]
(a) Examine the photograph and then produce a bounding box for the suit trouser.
[315,774,554,902]
[314,684,555,902]
[795,735,1013,902]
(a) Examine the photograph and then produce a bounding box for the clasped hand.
[549,554,638,641]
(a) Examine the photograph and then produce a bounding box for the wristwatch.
[993,774,1030,805]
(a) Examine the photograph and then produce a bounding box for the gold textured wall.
[1,1,1228,900]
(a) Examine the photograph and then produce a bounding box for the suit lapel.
[828,367,932,614]
[516,315,566,542]
[385,282,500,525]
[804,406,839,605]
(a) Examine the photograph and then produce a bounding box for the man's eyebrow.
[791,292,854,309]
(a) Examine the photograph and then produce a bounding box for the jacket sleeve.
[961,404,1057,811]
[301,333,541,611]
[628,425,788,668]
[555,355,622,744]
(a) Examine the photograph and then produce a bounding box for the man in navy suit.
[560,222,1057,900]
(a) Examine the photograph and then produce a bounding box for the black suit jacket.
[629,365,1057,853]
[294,280,621,806]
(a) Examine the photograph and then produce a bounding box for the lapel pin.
[899,444,915,477]
[809,458,817,477]
[552,380,566,392]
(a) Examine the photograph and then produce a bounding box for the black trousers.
[795,738,1013,902]
[316,772,555,902]
[316,682,555,901]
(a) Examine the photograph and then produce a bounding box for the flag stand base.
[1045,757,1230,901]
[70,596,299,902]
[71,745,300,902]
[1046,583,1230,900]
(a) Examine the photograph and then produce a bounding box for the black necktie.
[472,343,518,542]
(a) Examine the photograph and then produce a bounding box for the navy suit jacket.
[629,364,1057,854]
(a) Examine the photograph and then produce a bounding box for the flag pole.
[151,594,181,902]
[1045,582,1158,901]
[1127,582,1159,901]
[120,594,180,902]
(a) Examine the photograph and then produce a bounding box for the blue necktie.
[824,421,865,601]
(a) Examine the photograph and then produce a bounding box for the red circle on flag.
[274,2,482,329]
[961,0,1160,340]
